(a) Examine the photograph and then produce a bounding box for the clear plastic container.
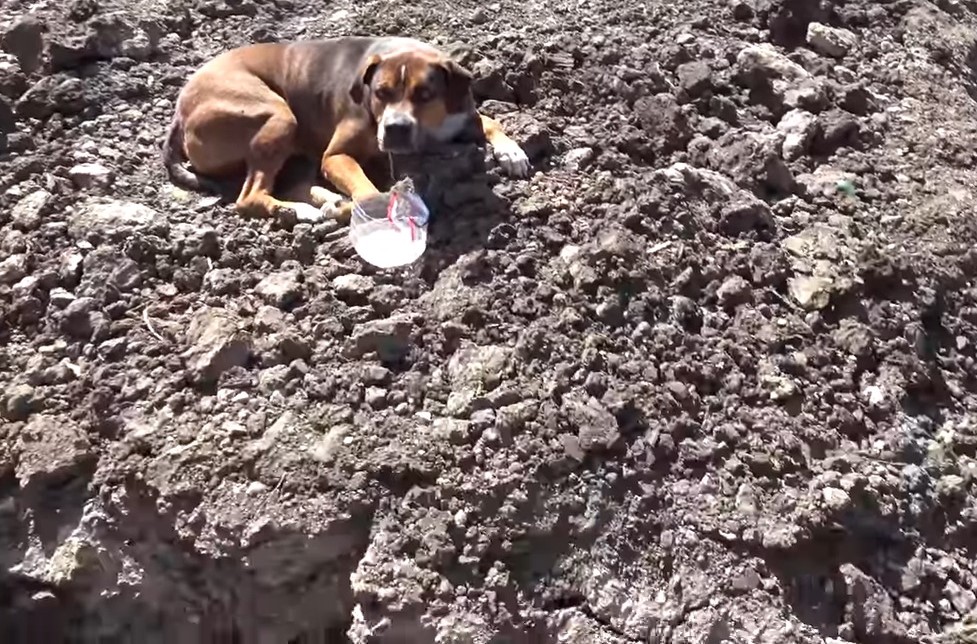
[349,183,430,269]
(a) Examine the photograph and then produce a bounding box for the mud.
[1,0,977,642]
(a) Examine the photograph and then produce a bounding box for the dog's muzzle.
[379,111,417,153]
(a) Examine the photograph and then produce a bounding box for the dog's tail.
[160,114,221,194]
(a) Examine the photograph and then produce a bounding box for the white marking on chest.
[430,112,470,142]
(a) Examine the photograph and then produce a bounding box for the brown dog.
[161,36,531,222]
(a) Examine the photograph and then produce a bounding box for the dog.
[161,36,531,222]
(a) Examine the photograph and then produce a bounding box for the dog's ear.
[350,54,382,103]
[438,59,473,111]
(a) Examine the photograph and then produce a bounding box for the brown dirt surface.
[2,0,977,642]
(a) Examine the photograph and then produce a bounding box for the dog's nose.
[382,113,416,149]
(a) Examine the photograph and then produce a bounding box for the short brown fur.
[162,37,530,221]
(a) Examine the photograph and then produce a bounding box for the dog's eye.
[413,87,433,102]
[375,86,395,102]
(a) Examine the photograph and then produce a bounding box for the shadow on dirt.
[763,524,916,643]
[188,139,513,280]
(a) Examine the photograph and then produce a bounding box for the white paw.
[492,139,531,178]
[291,202,326,224]
[320,202,344,221]
[310,186,344,208]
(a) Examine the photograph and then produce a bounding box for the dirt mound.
[1,0,977,641]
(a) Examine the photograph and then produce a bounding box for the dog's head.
[350,48,473,154]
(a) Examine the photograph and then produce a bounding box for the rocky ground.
[2,0,977,641]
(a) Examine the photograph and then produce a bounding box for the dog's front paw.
[291,202,326,224]
[310,186,344,209]
[492,139,531,178]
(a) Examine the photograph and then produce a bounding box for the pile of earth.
[1,0,976,641]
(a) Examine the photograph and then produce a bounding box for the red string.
[386,192,419,241]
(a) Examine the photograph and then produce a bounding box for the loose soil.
[1,0,977,642]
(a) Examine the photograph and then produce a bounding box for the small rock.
[807,23,857,59]
[11,189,51,231]
[822,486,850,510]
[97,337,127,360]
[730,0,755,20]
[110,258,141,292]
[471,58,513,102]
[203,268,240,296]
[937,474,966,499]
[813,109,860,156]
[445,388,476,417]
[255,270,303,309]
[59,251,84,288]
[633,93,693,157]
[60,296,96,339]
[4,384,35,421]
[595,299,624,325]
[368,284,405,314]
[495,401,536,436]
[69,163,114,189]
[257,364,291,393]
[246,481,269,495]
[676,60,712,99]
[720,199,773,235]
[716,275,753,308]
[708,130,795,195]
[736,43,827,113]
[764,374,798,402]
[732,567,761,592]
[254,305,285,333]
[15,415,95,488]
[365,387,388,410]
[782,79,828,113]
[256,331,310,366]
[833,319,874,358]
[310,425,350,464]
[182,307,252,385]
[561,434,585,461]
[583,372,606,398]
[841,564,908,639]
[841,84,875,116]
[1,16,45,74]
[448,342,511,391]
[362,365,391,385]
[945,580,976,615]
[862,385,885,407]
[560,245,582,263]
[794,167,858,199]
[345,314,414,361]
[68,199,157,239]
[172,224,220,259]
[778,109,817,161]
[333,273,375,300]
[17,75,86,118]
[48,288,75,308]
[737,44,810,84]
[562,393,619,452]
[471,408,496,432]
[0,96,14,134]
[788,275,833,310]
[736,482,759,514]
[563,147,595,171]
[0,253,27,284]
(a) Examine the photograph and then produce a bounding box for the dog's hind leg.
[235,109,307,219]
[182,76,324,222]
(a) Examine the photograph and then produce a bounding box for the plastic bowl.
[349,190,430,269]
